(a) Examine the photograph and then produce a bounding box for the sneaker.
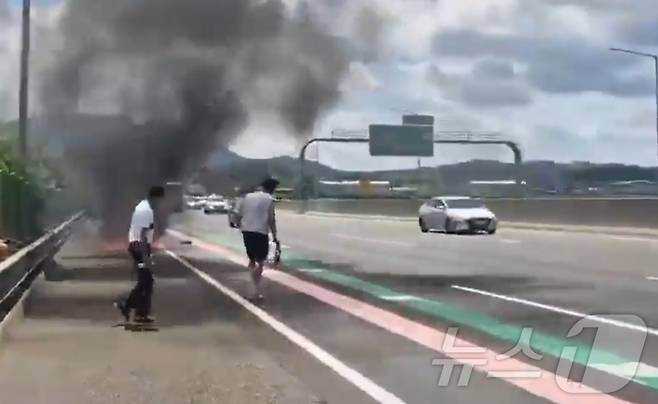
[134,316,155,324]
[114,301,130,322]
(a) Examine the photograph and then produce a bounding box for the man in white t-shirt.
[239,178,279,302]
[115,186,165,323]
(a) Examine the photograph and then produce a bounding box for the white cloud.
[0,1,63,120]
[0,1,20,119]
[297,0,658,168]
[229,112,299,159]
[2,0,657,169]
[342,62,380,92]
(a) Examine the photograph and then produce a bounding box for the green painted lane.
[172,225,658,391]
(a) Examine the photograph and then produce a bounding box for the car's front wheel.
[487,228,497,235]
[445,218,453,234]
[419,218,429,233]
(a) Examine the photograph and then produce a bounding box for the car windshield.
[444,199,485,209]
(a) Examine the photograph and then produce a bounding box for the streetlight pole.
[18,0,31,160]
[17,0,31,239]
[610,47,658,178]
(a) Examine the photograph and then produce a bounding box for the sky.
[1,0,657,170]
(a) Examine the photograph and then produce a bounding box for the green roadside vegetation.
[0,120,78,242]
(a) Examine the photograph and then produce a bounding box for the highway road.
[170,210,658,403]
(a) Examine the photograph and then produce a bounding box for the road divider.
[278,198,658,237]
[452,285,658,337]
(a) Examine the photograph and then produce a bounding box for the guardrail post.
[298,138,370,213]
[507,141,524,196]
[299,142,309,213]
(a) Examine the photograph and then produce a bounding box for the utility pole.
[610,47,658,179]
[18,0,31,160]
[17,0,31,239]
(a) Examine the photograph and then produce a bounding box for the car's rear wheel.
[487,228,497,235]
[419,218,429,233]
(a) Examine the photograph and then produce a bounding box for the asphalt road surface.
[170,210,658,404]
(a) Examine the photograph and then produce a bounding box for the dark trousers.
[124,242,153,317]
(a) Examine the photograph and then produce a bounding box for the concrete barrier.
[278,198,658,229]
[483,198,657,228]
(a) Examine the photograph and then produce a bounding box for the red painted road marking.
[168,230,633,404]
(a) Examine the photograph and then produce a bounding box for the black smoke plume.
[41,0,348,239]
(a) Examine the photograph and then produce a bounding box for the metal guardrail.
[434,132,503,141]
[0,212,83,321]
[325,131,506,142]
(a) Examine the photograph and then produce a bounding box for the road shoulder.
[0,222,322,404]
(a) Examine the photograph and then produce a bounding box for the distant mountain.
[197,152,658,197]
[206,148,244,168]
[4,117,655,197]
[198,150,339,193]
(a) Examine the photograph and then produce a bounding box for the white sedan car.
[418,196,497,234]
[186,198,205,210]
[203,197,229,214]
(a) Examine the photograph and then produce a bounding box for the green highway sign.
[402,114,434,126]
[369,124,434,157]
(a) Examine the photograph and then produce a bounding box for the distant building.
[525,161,569,194]
[390,187,418,198]
[598,180,658,195]
[317,180,393,198]
[274,187,294,200]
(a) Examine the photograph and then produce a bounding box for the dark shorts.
[128,241,151,265]
[242,231,269,262]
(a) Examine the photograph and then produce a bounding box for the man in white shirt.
[115,186,165,322]
[239,178,279,302]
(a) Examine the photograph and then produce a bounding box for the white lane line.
[499,239,521,244]
[594,362,658,379]
[380,295,422,302]
[452,284,658,337]
[299,268,325,273]
[611,236,654,242]
[646,276,658,281]
[511,229,658,243]
[166,250,407,404]
[330,233,414,248]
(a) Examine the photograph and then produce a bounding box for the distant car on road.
[418,196,497,234]
[203,196,229,214]
[186,197,205,210]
